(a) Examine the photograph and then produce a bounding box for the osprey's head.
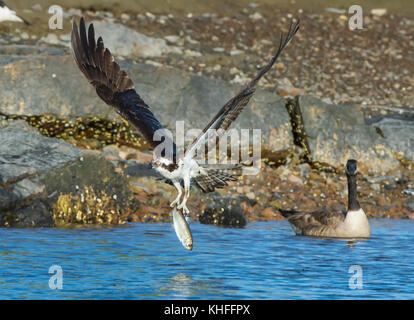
[152,157,179,175]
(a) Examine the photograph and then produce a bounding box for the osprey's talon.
[177,202,189,213]
[170,199,179,208]
[178,203,190,215]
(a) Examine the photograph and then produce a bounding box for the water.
[0,219,413,299]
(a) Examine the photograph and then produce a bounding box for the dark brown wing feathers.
[71,18,174,152]
[185,19,300,156]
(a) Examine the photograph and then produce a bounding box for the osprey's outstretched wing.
[184,20,300,159]
[192,166,242,193]
[71,18,176,156]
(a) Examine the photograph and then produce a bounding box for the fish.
[172,207,193,251]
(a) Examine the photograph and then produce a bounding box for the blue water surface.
[0,219,413,299]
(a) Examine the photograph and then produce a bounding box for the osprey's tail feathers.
[192,165,243,193]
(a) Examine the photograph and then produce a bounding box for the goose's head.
[346,159,358,176]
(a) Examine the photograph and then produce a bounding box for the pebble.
[246,192,256,200]
[120,13,130,20]
[213,47,225,53]
[40,34,61,46]
[371,183,381,192]
[384,184,397,191]
[67,8,82,17]
[287,174,304,186]
[403,188,414,196]
[231,74,250,84]
[20,32,29,40]
[371,8,387,16]
[297,163,310,180]
[185,36,199,45]
[249,12,263,21]
[230,49,243,56]
[325,8,346,14]
[230,67,239,75]
[145,12,155,19]
[164,35,180,44]
[184,49,202,57]
[32,4,42,11]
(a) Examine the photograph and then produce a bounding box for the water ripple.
[0,219,413,299]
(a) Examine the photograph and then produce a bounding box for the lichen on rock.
[200,195,247,227]
[43,154,141,227]
[53,186,125,226]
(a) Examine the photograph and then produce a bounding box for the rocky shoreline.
[0,3,413,227]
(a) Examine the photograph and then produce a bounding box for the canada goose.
[280,159,370,238]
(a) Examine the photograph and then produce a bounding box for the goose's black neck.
[347,173,360,211]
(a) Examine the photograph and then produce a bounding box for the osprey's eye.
[156,161,161,166]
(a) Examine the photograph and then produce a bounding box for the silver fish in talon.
[172,207,193,251]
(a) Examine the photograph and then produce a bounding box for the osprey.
[71,18,299,249]
[0,1,29,25]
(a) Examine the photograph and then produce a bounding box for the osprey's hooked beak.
[151,160,161,169]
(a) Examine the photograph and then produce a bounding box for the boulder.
[200,195,247,227]
[87,21,183,57]
[371,118,414,162]
[299,95,401,173]
[0,120,84,227]
[0,54,293,151]
[0,120,138,227]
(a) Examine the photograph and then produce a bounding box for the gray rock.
[297,163,311,179]
[0,163,36,185]
[403,188,414,196]
[39,34,70,47]
[0,121,139,227]
[300,95,400,173]
[0,52,410,174]
[0,121,85,172]
[370,183,381,192]
[42,154,135,208]
[164,35,181,44]
[0,121,85,227]
[200,195,247,227]
[372,118,414,161]
[1,199,53,228]
[88,21,183,57]
[0,56,292,151]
